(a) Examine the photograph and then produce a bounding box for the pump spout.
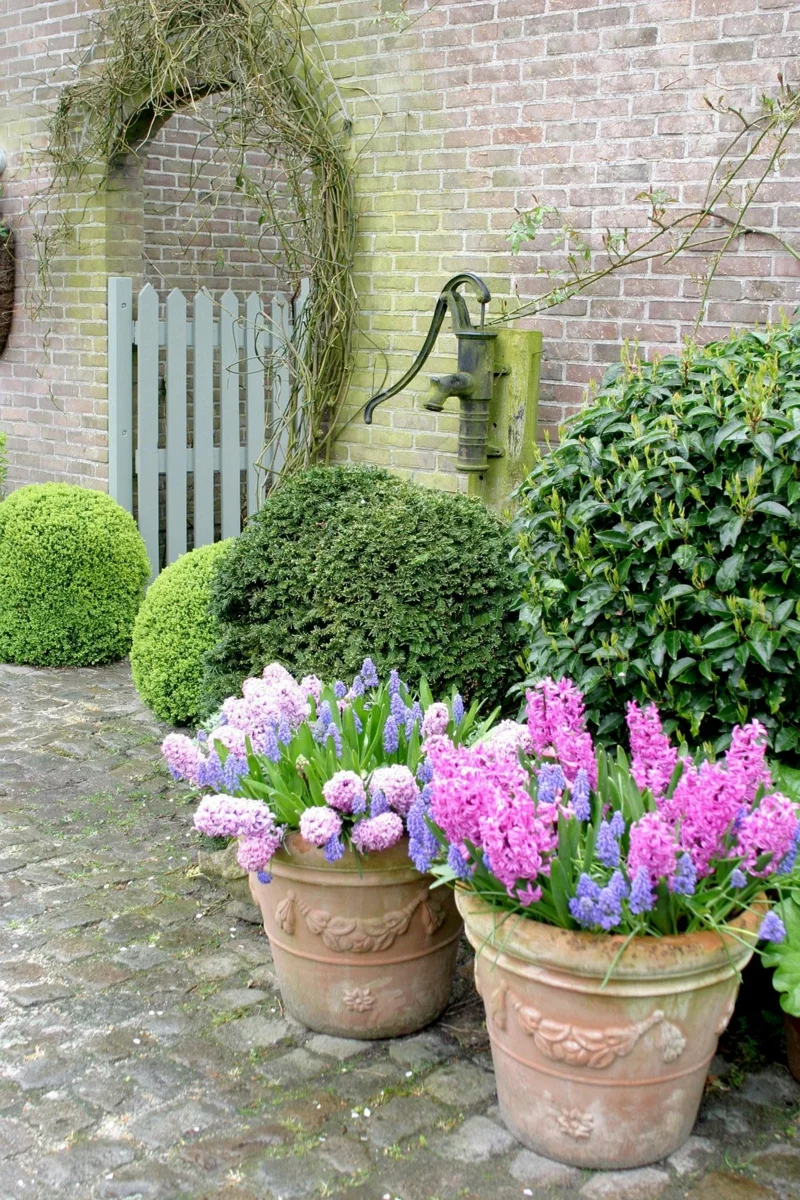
[424,372,473,412]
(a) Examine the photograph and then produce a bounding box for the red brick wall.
[1,0,799,491]
[319,0,800,483]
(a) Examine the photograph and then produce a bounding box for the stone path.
[0,663,799,1200]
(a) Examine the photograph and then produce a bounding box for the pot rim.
[266,829,425,886]
[456,885,765,986]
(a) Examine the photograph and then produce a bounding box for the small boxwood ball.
[0,483,150,667]
[201,464,522,714]
[131,539,232,726]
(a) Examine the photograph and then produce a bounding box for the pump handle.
[363,272,491,425]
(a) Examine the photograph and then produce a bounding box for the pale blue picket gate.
[108,277,308,577]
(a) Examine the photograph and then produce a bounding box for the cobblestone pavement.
[1,663,800,1200]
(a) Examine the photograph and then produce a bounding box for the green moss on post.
[468,329,542,515]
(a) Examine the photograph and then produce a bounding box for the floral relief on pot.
[252,834,462,1039]
[274,886,444,953]
[489,981,687,1069]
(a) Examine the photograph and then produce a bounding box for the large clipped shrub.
[203,465,522,712]
[515,320,800,753]
[0,483,149,666]
[131,540,232,726]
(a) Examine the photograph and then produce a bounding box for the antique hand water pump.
[364,273,542,504]
[364,272,502,473]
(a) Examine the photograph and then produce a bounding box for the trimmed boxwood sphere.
[131,540,232,726]
[0,483,150,667]
[202,465,522,712]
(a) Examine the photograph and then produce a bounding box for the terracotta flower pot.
[249,832,462,1038]
[457,889,762,1170]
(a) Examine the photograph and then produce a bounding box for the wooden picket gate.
[108,277,308,577]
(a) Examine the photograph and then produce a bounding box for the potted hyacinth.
[163,659,488,1039]
[419,678,799,1171]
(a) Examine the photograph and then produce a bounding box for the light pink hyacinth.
[237,829,284,873]
[299,806,343,847]
[322,770,366,814]
[194,794,278,840]
[422,702,450,740]
[207,725,249,759]
[162,733,202,784]
[351,812,404,854]
[482,720,534,759]
[736,791,798,876]
[369,765,419,815]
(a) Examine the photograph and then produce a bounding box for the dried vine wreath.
[37,0,357,480]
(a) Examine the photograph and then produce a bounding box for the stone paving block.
[307,1033,374,1061]
[207,986,270,1011]
[317,1133,372,1176]
[96,1161,189,1199]
[508,1146,584,1188]
[20,1094,98,1139]
[187,950,247,980]
[111,944,172,971]
[0,961,46,988]
[579,1166,670,1199]
[8,1053,78,1091]
[751,1146,800,1185]
[214,1014,292,1050]
[0,1117,34,1159]
[388,1030,456,1070]
[423,1061,496,1107]
[435,1114,517,1162]
[259,1048,327,1085]
[252,1153,342,1198]
[686,1172,781,1200]
[669,1135,716,1176]
[367,1095,444,1149]
[178,1120,289,1170]
[741,1067,800,1108]
[128,1100,227,1149]
[34,1139,137,1189]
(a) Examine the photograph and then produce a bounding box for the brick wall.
[315,0,800,491]
[1,0,799,493]
[142,100,287,301]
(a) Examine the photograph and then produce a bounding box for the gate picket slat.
[165,288,188,564]
[193,290,215,547]
[245,292,267,516]
[108,277,133,512]
[136,284,160,579]
[220,289,241,539]
[270,293,292,482]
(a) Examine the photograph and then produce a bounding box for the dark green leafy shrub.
[515,320,800,753]
[131,540,232,726]
[0,483,149,666]
[203,465,521,712]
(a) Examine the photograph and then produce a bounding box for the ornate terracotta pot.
[249,833,462,1038]
[457,889,762,1169]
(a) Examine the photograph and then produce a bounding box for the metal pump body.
[364,272,502,473]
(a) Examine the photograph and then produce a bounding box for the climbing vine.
[37,0,357,481]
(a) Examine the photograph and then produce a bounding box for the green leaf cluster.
[131,540,232,726]
[762,889,800,1016]
[0,483,150,667]
[514,319,800,752]
[202,465,522,716]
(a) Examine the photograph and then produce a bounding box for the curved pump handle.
[364,272,492,424]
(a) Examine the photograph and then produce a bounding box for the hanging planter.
[0,226,14,355]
